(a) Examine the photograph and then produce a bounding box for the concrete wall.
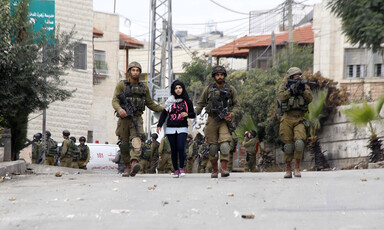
[91,12,120,144]
[27,0,94,142]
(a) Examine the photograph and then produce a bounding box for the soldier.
[242,130,258,172]
[112,61,164,177]
[149,133,160,173]
[44,131,58,166]
[70,136,80,169]
[31,133,43,164]
[59,130,76,168]
[185,134,196,173]
[139,139,152,174]
[198,137,211,173]
[195,65,240,178]
[78,136,90,170]
[157,136,173,174]
[228,133,238,172]
[277,67,312,178]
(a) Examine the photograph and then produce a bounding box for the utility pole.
[271,31,276,66]
[287,0,293,65]
[147,0,173,136]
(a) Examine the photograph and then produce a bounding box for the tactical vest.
[79,145,89,161]
[142,141,152,160]
[46,139,58,156]
[32,142,42,159]
[123,80,146,113]
[205,83,234,114]
[63,139,77,157]
[280,95,308,113]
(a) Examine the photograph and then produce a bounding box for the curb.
[0,160,27,177]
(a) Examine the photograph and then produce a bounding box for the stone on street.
[1,169,384,230]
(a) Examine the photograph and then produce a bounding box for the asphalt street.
[1,168,384,230]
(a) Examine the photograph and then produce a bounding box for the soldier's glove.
[288,83,298,95]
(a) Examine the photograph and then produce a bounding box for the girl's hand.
[157,127,162,133]
[181,112,188,118]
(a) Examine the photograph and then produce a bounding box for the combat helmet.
[211,65,227,77]
[286,67,302,78]
[33,133,42,141]
[79,136,86,142]
[62,130,70,137]
[127,61,142,73]
[187,134,193,139]
[45,131,51,138]
[151,133,158,139]
[70,136,76,143]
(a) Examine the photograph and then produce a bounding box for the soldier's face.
[174,85,183,96]
[292,74,301,80]
[130,67,141,79]
[80,141,85,145]
[214,73,225,84]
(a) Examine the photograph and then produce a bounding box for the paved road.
[1,168,384,230]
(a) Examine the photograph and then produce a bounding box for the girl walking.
[157,80,196,177]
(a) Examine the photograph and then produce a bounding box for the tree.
[0,0,76,159]
[307,90,330,170]
[343,96,384,163]
[328,0,384,53]
[179,52,213,104]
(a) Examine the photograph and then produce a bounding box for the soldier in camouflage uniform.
[149,133,160,173]
[44,131,58,166]
[60,130,76,168]
[112,61,164,177]
[158,136,173,173]
[195,66,240,178]
[277,67,312,178]
[228,133,238,172]
[198,138,211,173]
[185,134,196,173]
[139,138,152,174]
[70,137,81,169]
[78,136,90,169]
[243,130,258,172]
[31,133,43,164]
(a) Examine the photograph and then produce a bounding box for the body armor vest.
[79,145,89,161]
[281,95,308,113]
[63,139,77,157]
[205,83,233,114]
[46,138,58,156]
[142,141,152,160]
[123,80,146,113]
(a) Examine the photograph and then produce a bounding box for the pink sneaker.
[172,170,179,178]
[179,168,185,177]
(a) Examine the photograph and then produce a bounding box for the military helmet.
[150,133,158,139]
[79,136,86,142]
[45,131,51,138]
[250,130,257,138]
[62,130,70,137]
[211,65,227,77]
[128,61,142,73]
[33,133,42,141]
[70,136,76,143]
[286,67,302,78]
[187,134,193,139]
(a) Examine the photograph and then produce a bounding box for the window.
[94,50,108,75]
[346,65,366,78]
[347,65,354,78]
[74,43,87,70]
[375,64,382,77]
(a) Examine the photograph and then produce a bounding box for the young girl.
[157,80,196,177]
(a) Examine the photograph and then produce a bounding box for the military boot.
[122,163,131,177]
[294,159,301,178]
[284,161,292,179]
[220,160,230,177]
[130,160,141,177]
[211,160,218,178]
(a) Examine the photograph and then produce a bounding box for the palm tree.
[343,95,384,163]
[307,90,330,170]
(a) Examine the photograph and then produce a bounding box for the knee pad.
[219,142,230,156]
[295,140,305,153]
[131,137,142,151]
[120,141,130,154]
[209,144,219,157]
[283,143,294,154]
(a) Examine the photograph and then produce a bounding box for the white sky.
[93,0,322,41]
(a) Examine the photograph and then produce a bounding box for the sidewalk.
[0,160,26,177]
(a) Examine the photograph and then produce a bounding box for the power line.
[173,17,249,26]
[208,0,249,15]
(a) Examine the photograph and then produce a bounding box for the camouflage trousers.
[279,112,307,163]
[115,115,144,164]
[45,156,55,166]
[60,156,73,168]
[139,159,150,174]
[204,116,232,162]
[199,158,212,173]
[158,154,173,173]
[244,152,257,172]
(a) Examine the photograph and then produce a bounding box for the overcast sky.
[93,0,322,41]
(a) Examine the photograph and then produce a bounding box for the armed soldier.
[277,67,313,178]
[112,61,164,177]
[78,136,90,169]
[198,137,211,173]
[44,131,58,166]
[157,136,173,174]
[31,133,43,164]
[185,134,196,173]
[195,66,240,178]
[228,133,238,172]
[60,130,76,168]
[243,130,258,172]
[139,138,152,174]
[70,136,80,168]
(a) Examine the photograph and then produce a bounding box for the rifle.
[117,92,140,134]
[211,88,236,133]
[198,146,209,164]
[285,77,316,95]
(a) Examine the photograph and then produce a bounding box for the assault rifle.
[117,92,140,134]
[285,77,316,95]
[212,89,236,133]
[198,146,209,164]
